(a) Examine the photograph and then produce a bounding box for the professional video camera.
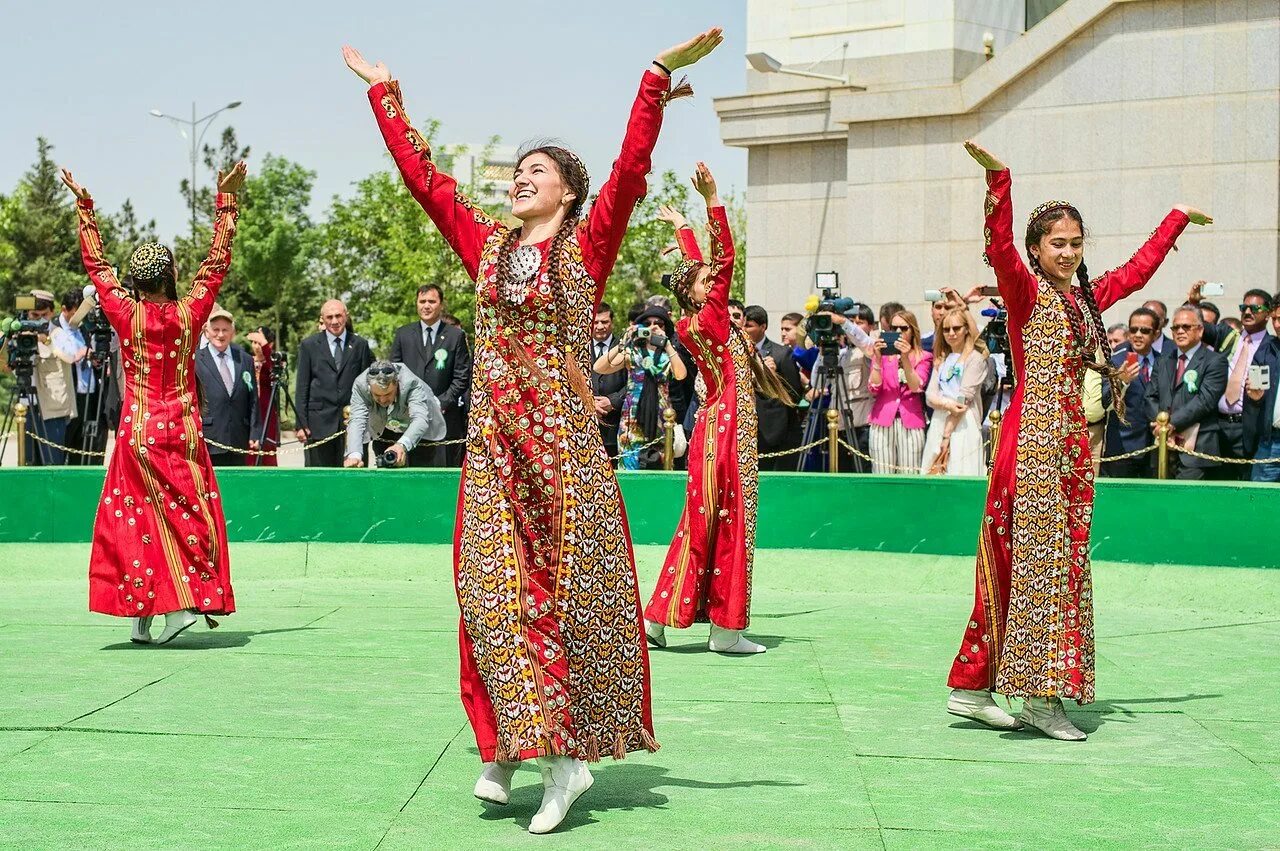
[269,349,288,382]
[374,447,401,469]
[980,301,1009,357]
[804,272,859,355]
[3,296,47,390]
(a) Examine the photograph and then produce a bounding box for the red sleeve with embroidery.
[367,81,497,279]
[982,169,1038,326]
[675,225,703,262]
[1090,210,1190,313]
[75,198,135,331]
[580,70,671,289]
[696,206,733,342]
[182,192,238,328]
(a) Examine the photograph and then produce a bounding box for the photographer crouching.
[2,290,80,465]
[344,360,445,468]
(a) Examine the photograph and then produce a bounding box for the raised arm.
[964,142,1038,326]
[182,161,245,328]
[581,29,723,286]
[62,170,135,331]
[1090,207,1205,312]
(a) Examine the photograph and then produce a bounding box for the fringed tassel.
[661,244,680,257]
[667,76,694,102]
[494,739,518,764]
[639,728,661,754]
[203,615,220,629]
[583,734,601,763]
[612,732,628,761]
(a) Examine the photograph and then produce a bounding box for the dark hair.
[728,298,746,312]
[852,303,875,325]
[1128,307,1160,327]
[1243,288,1273,308]
[32,296,54,311]
[1142,298,1169,325]
[596,301,613,319]
[626,301,645,323]
[781,312,804,325]
[1223,316,1243,331]
[256,325,277,346]
[417,284,445,303]
[443,314,461,327]
[62,288,84,310]
[126,246,179,301]
[743,305,769,328]
[1197,301,1220,322]
[879,301,905,323]
[1024,204,1125,420]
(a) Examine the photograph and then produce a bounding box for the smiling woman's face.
[509,152,572,222]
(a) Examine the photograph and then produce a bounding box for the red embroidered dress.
[77,195,239,618]
[367,72,672,762]
[248,341,279,467]
[948,169,1187,703]
[644,208,757,631]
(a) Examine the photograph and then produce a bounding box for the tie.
[596,342,605,361]
[1140,356,1150,384]
[332,337,343,367]
[218,351,234,395]
[423,325,434,350]
[1225,338,1251,407]
[1175,353,1188,386]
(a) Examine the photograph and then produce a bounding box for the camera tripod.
[796,341,867,473]
[253,361,294,467]
[72,354,113,463]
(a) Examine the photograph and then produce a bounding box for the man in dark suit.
[1144,306,1228,480]
[742,305,804,471]
[1101,307,1161,478]
[296,299,374,467]
[586,301,627,460]
[197,307,261,466]
[1243,300,1280,483]
[388,284,472,467]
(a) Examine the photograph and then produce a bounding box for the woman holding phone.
[868,310,930,474]
[946,140,1211,741]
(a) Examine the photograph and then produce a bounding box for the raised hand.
[342,45,391,86]
[60,168,91,201]
[1174,205,1213,226]
[691,161,719,204]
[657,204,688,230]
[655,27,724,73]
[963,140,1005,172]
[217,160,248,195]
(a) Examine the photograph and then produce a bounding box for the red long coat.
[947,169,1187,703]
[78,196,238,618]
[247,342,279,466]
[368,71,673,763]
[644,206,758,630]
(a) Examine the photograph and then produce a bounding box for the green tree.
[0,138,82,311]
[98,199,159,272]
[172,126,250,276]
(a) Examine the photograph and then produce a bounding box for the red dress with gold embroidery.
[947,169,1187,703]
[644,207,758,631]
[77,195,239,618]
[368,72,672,762]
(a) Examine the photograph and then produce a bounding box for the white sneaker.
[1018,696,1087,741]
[528,756,593,834]
[473,761,519,805]
[946,688,1022,730]
[130,616,154,644]
[156,610,198,645]
[644,620,667,649]
[708,624,765,654]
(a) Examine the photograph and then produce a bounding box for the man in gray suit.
[344,361,445,468]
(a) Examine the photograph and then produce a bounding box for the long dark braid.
[1075,262,1126,423]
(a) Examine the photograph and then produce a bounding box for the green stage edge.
[0,468,1274,567]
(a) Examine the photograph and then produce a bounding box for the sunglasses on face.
[368,366,397,378]
[942,325,966,333]
[1128,326,1155,334]
[1171,323,1199,332]
[1240,303,1269,313]
[890,324,910,331]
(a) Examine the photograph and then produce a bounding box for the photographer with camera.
[58,287,112,465]
[2,289,80,465]
[803,301,876,472]
[593,305,688,470]
[344,360,445,468]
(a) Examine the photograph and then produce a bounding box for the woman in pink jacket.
[868,310,931,474]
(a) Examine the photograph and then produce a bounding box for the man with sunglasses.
[1101,307,1162,478]
[1214,290,1275,478]
[1243,296,1280,482]
[1144,307,1229,480]
[344,360,444,468]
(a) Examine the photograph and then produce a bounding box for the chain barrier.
[1168,444,1280,465]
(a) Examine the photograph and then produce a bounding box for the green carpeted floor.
[0,543,1276,850]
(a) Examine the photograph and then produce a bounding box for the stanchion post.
[826,409,839,473]
[662,408,675,471]
[1156,411,1170,480]
[15,402,28,467]
[987,409,1001,471]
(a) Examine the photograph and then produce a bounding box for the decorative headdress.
[127,242,173,281]
[1026,199,1076,226]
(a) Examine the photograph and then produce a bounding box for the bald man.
[296,299,374,467]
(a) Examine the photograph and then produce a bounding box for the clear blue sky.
[2,0,748,238]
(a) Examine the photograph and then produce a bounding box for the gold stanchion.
[1155,411,1170,480]
[988,409,1002,466]
[826,409,839,473]
[662,408,676,471]
[15,402,28,467]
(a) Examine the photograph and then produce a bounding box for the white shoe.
[130,616,154,645]
[708,624,765,654]
[1018,696,1087,741]
[156,610,198,645]
[528,756,593,834]
[473,761,519,805]
[946,688,1022,730]
[644,620,667,649]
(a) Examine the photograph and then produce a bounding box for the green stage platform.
[0,542,1276,849]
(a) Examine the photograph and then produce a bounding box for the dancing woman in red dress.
[945,141,1211,740]
[642,163,793,656]
[61,162,247,646]
[343,29,721,834]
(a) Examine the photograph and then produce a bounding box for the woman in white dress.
[921,307,988,475]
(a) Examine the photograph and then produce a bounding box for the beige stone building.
[716,0,1279,327]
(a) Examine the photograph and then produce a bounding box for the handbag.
[672,423,688,459]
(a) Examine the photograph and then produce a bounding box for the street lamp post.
[149,100,242,244]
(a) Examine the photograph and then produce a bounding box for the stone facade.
[719,0,1279,327]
